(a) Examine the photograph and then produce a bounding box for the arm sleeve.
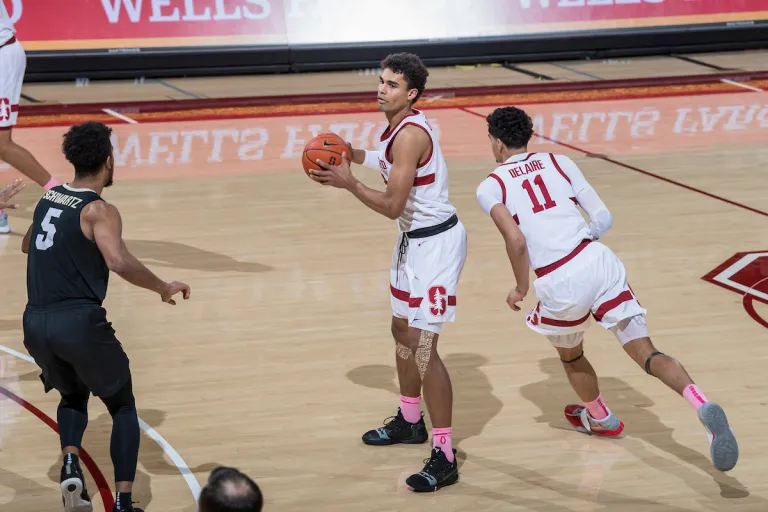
[362,150,380,170]
[555,155,613,239]
[476,175,507,216]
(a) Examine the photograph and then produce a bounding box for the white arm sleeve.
[476,176,506,216]
[362,150,380,170]
[555,155,613,239]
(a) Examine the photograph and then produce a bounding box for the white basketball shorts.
[526,241,646,341]
[390,220,467,334]
[0,39,26,130]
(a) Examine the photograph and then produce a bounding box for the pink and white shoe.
[564,404,625,438]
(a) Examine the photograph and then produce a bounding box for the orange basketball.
[302,133,351,179]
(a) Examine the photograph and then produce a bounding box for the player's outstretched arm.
[489,204,530,311]
[85,201,191,305]
[311,126,426,220]
[0,178,25,210]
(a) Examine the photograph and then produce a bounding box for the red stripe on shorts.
[593,290,634,322]
[550,153,571,184]
[390,285,456,308]
[540,311,590,327]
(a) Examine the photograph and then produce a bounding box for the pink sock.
[433,428,454,462]
[399,395,421,424]
[584,393,610,420]
[683,384,708,410]
[43,177,60,191]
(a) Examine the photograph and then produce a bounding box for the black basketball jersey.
[26,185,109,308]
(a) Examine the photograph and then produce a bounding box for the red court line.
[13,84,754,130]
[18,69,768,117]
[458,107,768,219]
[0,384,114,510]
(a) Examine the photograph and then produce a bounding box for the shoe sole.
[362,432,429,446]
[61,478,93,512]
[407,469,459,492]
[700,403,739,471]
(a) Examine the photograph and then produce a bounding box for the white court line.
[102,108,139,124]
[720,79,764,93]
[0,344,201,502]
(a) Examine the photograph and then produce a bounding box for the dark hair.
[381,52,429,104]
[199,467,263,512]
[61,121,113,178]
[486,107,534,149]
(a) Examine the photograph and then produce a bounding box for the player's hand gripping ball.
[302,133,352,181]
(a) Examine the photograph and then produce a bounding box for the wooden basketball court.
[1,52,767,511]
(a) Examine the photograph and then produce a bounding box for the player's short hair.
[62,121,114,178]
[381,53,429,104]
[486,107,534,149]
[199,466,263,512]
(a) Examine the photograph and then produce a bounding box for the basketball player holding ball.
[309,53,466,492]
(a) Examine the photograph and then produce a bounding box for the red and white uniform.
[0,3,24,130]
[477,152,645,342]
[377,109,467,333]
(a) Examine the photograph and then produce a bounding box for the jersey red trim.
[534,239,591,278]
[380,109,421,142]
[499,153,535,166]
[413,173,436,187]
[0,36,16,48]
[384,122,433,168]
[488,173,506,205]
[550,153,571,184]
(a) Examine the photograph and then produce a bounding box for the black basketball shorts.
[23,304,131,398]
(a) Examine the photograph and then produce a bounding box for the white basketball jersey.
[377,109,456,232]
[0,2,15,44]
[483,152,591,269]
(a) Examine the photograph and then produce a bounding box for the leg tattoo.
[396,342,413,360]
[415,330,435,379]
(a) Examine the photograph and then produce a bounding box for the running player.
[0,3,61,233]
[22,121,191,512]
[475,106,738,472]
[309,53,466,491]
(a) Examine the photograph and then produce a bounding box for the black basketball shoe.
[60,454,92,512]
[362,408,429,446]
[406,447,459,492]
[113,507,143,512]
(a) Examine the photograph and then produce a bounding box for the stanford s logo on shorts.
[429,286,448,316]
[702,251,768,329]
[0,98,11,122]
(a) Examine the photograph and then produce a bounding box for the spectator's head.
[199,467,263,512]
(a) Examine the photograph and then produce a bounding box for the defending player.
[475,106,738,472]
[22,121,190,512]
[309,53,467,491]
[0,3,61,233]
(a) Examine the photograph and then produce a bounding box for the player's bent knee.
[547,331,584,349]
[101,378,136,417]
[610,315,649,346]
[59,393,89,414]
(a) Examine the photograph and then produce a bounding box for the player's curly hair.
[381,53,429,104]
[62,121,113,178]
[486,107,534,149]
